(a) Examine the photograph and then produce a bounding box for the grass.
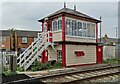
[103,59,119,64]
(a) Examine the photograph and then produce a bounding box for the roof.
[0,30,41,37]
[16,30,41,37]
[0,30,11,36]
[38,8,101,22]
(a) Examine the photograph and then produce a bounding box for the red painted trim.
[62,15,66,67]
[96,23,98,64]
[41,51,45,63]
[96,46,98,63]
[62,15,65,41]
[96,23,98,43]
[49,32,52,42]
[41,21,45,63]
[42,22,44,32]
[62,44,66,67]
[66,63,97,67]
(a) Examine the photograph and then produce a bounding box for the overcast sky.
[0,1,119,38]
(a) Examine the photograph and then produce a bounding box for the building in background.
[98,34,116,45]
[0,30,11,52]
[14,30,41,55]
[0,30,41,54]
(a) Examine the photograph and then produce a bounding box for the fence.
[103,45,116,60]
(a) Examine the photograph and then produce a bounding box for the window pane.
[58,19,62,30]
[83,23,87,37]
[53,21,57,31]
[66,19,71,35]
[78,22,82,36]
[57,50,62,61]
[0,37,6,42]
[87,23,91,37]
[72,20,76,36]
[22,37,27,43]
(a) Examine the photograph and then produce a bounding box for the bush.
[30,61,41,71]
[16,66,24,72]
[53,61,62,68]
[3,71,17,76]
[3,67,9,72]
[41,62,53,70]
[103,59,119,64]
[31,66,40,71]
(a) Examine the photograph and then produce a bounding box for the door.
[97,46,103,63]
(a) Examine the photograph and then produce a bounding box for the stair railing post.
[48,31,50,43]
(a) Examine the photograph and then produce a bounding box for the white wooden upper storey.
[51,17,97,43]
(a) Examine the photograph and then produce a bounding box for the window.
[83,23,87,37]
[53,19,62,31]
[53,21,57,31]
[72,20,76,36]
[87,23,91,37]
[78,22,82,36]
[91,24,95,38]
[58,19,62,30]
[22,37,27,43]
[65,18,95,38]
[0,37,6,42]
[44,22,47,32]
[66,19,71,35]
[57,50,62,61]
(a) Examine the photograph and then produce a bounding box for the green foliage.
[3,67,17,76]
[30,61,41,71]
[16,66,24,72]
[3,67,9,72]
[3,71,17,76]
[31,66,40,71]
[53,61,62,69]
[41,62,53,70]
[103,59,119,64]
[29,61,62,71]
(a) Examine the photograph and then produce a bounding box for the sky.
[0,0,119,38]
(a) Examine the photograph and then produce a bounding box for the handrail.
[17,32,44,60]
[18,33,45,65]
[17,31,54,70]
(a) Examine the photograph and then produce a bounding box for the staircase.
[17,31,53,70]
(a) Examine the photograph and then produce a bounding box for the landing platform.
[17,63,109,77]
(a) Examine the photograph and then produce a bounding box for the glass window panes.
[53,19,62,31]
[83,23,87,37]
[78,22,82,36]
[57,50,62,61]
[53,21,57,31]
[58,19,62,30]
[0,37,6,42]
[22,37,27,43]
[66,19,71,35]
[65,18,96,38]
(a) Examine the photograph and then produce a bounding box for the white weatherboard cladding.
[66,45,96,66]
[47,45,62,61]
[52,31,62,42]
